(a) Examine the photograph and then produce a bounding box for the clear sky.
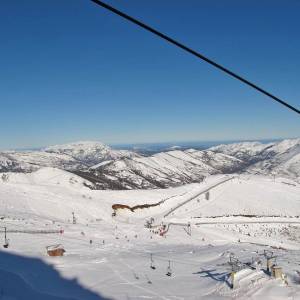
[1,0,299,149]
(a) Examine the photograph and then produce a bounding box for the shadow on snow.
[0,250,112,300]
[194,269,231,288]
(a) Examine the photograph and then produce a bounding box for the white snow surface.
[0,169,300,299]
[1,167,94,190]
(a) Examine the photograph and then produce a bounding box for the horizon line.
[2,136,299,152]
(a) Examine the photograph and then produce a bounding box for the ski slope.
[164,175,235,217]
[0,168,300,299]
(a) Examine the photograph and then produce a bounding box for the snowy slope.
[164,175,300,218]
[2,171,299,225]
[1,167,95,190]
[0,172,300,299]
[1,172,299,232]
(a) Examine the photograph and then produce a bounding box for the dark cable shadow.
[0,250,113,300]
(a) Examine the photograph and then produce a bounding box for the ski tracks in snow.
[105,257,172,300]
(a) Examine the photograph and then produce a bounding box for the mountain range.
[1,139,299,189]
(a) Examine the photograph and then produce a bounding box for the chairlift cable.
[90,0,300,115]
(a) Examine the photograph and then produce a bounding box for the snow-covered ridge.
[209,141,275,160]
[44,140,140,165]
[0,141,140,174]
[1,139,299,189]
[210,138,300,180]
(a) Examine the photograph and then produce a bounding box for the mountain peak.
[44,140,110,152]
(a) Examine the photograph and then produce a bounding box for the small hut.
[46,244,66,256]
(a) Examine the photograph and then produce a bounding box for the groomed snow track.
[164,176,235,217]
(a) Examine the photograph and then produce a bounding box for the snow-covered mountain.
[0,150,82,172]
[84,149,242,189]
[210,138,300,180]
[209,141,275,162]
[45,141,139,166]
[75,138,300,189]
[0,141,140,173]
[0,139,299,189]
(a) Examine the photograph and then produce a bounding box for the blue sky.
[1,0,299,149]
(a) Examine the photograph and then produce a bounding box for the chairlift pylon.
[166,260,172,276]
[3,227,9,248]
[150,253,156,270]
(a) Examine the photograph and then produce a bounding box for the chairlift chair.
[145,274,152,284]
[3,239,9,248]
